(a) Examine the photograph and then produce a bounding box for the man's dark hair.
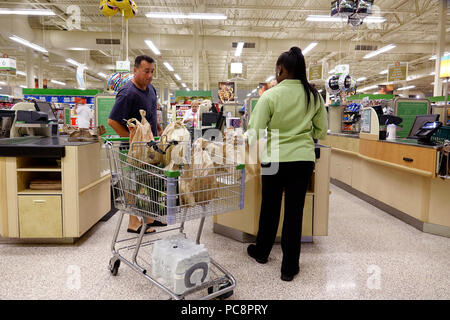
[134,55,154,68]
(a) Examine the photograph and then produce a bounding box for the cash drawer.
[18,195,62,238]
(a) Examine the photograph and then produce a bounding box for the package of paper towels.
[152,234,210,294]
[386,124,397,140]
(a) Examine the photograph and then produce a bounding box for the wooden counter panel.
[359,139,436,174]
[0,158,7,236]
[320,135,359,153]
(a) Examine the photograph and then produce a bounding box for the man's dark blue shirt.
[109,80,158,136]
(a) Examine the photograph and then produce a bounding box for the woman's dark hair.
[276,46,319,108]
[135,55,154,68]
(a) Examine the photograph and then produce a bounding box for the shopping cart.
[103,137,245,300]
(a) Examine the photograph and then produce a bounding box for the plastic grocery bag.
[126,109,161,165]
[191,139,218,203]
[159,120,191,167]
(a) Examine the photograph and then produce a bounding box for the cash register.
[0,101,58,138]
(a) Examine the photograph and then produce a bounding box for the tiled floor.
[1,184,449,300]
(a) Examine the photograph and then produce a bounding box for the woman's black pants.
[255,161,314,276]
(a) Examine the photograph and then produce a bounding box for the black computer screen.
[35,101,57,121]
[202,113,219,126]
[408,114,439,139]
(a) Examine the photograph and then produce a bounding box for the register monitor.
[407,114,440,139]
[34,101,57,122]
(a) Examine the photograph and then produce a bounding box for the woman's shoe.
[280,270,299,282]
[247,244,268,264]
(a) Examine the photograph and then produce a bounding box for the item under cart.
[103,137,245,300]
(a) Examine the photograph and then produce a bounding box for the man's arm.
[107,118,130,137]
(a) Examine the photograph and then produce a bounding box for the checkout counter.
[213,143,331,243]
[0,102,110,243]
[320,98,450,238]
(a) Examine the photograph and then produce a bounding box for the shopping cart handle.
[147,140,179,155]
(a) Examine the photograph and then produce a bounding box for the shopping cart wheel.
[208,283,234,300]
[109,258,120,276]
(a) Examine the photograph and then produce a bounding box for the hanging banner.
[0,57,16,75]
[309,64,323,81]
[388,62,408,82]
[76,64,86,89]
[218,82,235,103]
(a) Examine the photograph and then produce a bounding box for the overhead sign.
[0,58,17,75]
[309,64,323,81]
[335,64,349,75]
[116,60,130,72]
[388,62,408,82]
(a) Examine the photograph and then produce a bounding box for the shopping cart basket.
[103,137,245,300]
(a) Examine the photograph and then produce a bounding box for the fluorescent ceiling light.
[163,62,174,72]
[66,58,88,69]
[306,15,344,22]
[51,79,66,86]
[318,89,323,93]
[357,77,367,81]
[0,8,55,16]
[186,88,191,91]
[252,89,257,93]
[145,40,161,55]
[364,16,387,23]
[19,85,27,88]
[181,83,187,88]
[328,68,336,74]
[265,75,275,82]
[302,42,318,55]
[363,44,396,59]
[97,72,107,78]
[247,93,251,97]
[430,55,437,60]
[235,42,244,57]
[306,15,385,23]
[9,35,47,53]
[430,72,436,76]
[379,69,388,75]
[359,85,378,92]
[16,71,26,76]
[174,74,181,80]
[0,81,6,85]
[146,12,227,20]
[397,85,415,91]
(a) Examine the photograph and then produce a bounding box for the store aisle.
[0,184,449,300]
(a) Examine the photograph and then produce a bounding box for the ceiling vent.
[355,44,378,51]
[96,38,121,45]
[232,42,255,49]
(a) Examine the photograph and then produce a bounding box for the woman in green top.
[247,47,328,281]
